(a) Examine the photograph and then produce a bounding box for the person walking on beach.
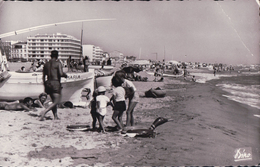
[114,71,139,127]
[183,67,188,80]
[39,50,68,121]
[192,75,196,82]
[153,65,160,81]
[213,67,217,76]
[95,86,111,133]
[110,76,126,131]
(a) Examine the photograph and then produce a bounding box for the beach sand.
[0,67,259,166]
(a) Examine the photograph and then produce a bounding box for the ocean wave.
[190,72,235,83]
[217,84,260,93]
[222,95,260,110]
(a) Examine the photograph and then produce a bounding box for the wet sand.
[0,68,259,166]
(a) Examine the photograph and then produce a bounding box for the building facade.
[0,41,12,60]
[110,50,124,61]
[82,44,104,62]
[11,41,28,61]
[27,33,81,61]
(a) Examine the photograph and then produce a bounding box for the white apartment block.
[11,41,28,60]
[82,45,104,62]
[27,33,81,61]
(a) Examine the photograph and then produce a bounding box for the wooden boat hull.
[95,75,113,90]
[89,65,114,70]
[0,70,95,103]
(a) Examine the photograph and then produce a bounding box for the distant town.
[1,32,258,71]
[0,33,130,65]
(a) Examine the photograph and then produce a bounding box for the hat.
[97,86,106,93]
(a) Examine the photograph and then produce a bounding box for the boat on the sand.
[0,70,95,104]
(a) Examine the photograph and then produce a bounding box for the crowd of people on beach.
[3,50,139,134]
[1,50,201,133]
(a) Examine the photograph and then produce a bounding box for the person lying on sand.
[0,97,37,112]
[32,92,51,108]
[32,92,73,109]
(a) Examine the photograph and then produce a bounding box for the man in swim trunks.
[39,50,67,121]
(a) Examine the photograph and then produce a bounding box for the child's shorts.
[113,101,126,112]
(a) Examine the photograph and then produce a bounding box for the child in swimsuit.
[110,76,126,131]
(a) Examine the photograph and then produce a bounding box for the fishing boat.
[94,69,114,90]
[0,19,118,104]
[0,47,95,104]
[89,65,114,70]
[0,70,94,103]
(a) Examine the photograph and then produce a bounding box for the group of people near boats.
[39,50,138,132]
[1,50,139,133]
[89,70,139,133]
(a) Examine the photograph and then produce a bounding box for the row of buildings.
[0,33,124,63]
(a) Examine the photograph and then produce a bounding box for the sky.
[0,0,259,65]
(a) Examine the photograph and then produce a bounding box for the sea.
[191,66,260,110]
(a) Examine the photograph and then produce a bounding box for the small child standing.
[110,76,126,131]
[95,86,111,133]
[89,89,98,130]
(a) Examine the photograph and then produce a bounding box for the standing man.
[39,50,67,121]
[83,56,89,72]
[67,56,72,72]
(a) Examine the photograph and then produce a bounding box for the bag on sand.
[145,87,166,98]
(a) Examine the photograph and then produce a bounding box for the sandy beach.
[0,66,259,166]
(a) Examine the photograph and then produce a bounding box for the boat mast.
[80,22,84,60]
[139,48,141,59]
[164,46,165,61]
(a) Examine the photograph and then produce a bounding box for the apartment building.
[82,44,104,62]
[11,41,28,61]
[27,33,81,61]
[1,41,12,60]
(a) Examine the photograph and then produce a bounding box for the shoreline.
[0,66,259,166]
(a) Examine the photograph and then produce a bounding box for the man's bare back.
[43,59,64,82]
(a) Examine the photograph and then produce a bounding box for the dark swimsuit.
[44,61,62,94]
[113,101,126,112]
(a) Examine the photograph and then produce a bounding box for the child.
[90,86,110,133]
[95,86,111,133]
[114,71,139,127]
[110,76,126,131]
[89,89,98,130]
